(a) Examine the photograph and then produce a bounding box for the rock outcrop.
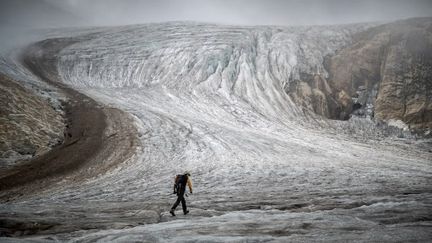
[289,18,432,130]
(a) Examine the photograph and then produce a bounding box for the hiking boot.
[184,210,189,215]
[170,209,176,216]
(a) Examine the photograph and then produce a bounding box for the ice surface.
[0,22,431,242]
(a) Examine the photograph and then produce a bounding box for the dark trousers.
[171,194,187,213]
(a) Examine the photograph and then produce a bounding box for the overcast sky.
[1,0,432,29]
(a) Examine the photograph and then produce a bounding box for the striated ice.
[0,22,431,242]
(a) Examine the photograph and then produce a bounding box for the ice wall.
[58,23,363,122]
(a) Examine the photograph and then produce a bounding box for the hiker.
[170,172,193,216]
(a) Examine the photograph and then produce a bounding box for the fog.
[2,0,432,28]
[0,0,431,51]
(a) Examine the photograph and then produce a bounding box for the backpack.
[174,174,187,194]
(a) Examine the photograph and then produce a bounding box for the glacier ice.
[0,22,431,242]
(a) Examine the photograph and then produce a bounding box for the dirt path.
[0,38,139,202]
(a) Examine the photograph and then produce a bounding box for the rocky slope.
[0,73,64,169]
[288,17,432,131]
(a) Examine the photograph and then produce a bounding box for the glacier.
[0,22,431,242]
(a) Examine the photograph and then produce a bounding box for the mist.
[2,0,432,28]
[48,0,432,26]
[1,0,432,52]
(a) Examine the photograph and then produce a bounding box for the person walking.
[170,172,193,216]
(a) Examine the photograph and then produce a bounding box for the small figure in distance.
[170,171,193,216]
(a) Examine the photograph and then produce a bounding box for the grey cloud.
[43,0,432,26]
[2,0,430,52]
[1,0,432,30]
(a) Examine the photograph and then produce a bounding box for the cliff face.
[373,19,432,130]
[289,18,432,130]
